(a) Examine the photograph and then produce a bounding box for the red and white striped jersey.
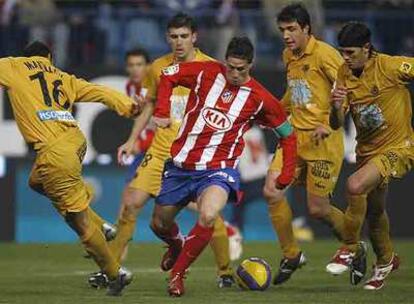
[125,80,155,152]
[154,61,294,177]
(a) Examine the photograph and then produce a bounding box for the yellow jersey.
[0,56,134,151]
[337,52,414,158]
[282,36,344,129]
[143,48,214,157]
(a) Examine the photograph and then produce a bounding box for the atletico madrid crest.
[221,90,234,103]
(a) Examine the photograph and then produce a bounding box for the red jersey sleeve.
[256,87,297,188]
[154,61,209,119]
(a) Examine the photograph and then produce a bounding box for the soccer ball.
[235,257,272,291]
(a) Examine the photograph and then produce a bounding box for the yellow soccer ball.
[235,257,272,291]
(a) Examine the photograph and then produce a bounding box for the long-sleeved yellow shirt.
[0,56,134,151]
[338,52,414,158]
[282,36,343,130]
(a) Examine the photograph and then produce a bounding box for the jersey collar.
[287,35,316,61]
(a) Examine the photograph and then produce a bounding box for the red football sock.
[172,222,214,274]
[151,222,183,250]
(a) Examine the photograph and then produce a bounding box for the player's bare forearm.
[329,105,345,130]
[329,86,347,130]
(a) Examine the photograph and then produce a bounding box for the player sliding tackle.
[0,41,139,296]
[151,36,297,297]
[327,22,414,290]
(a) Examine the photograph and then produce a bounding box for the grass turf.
[0,240,413,304]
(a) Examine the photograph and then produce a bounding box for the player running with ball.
[151,36,297,297]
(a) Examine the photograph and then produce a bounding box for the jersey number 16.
[30,72,70,110]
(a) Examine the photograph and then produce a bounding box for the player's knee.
[150,213,169,234]
[346,177,366,196]
[199,210,217,228]
[307,196,330,219]
[263,186,285,204]
[122,188,146,215]
[149,216,162,234]
[308,204,327,219]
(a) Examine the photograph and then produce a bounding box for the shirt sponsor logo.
[162,64,179,76]
[288,79,312,107]
[352,103,386,133]
[202,107,232,131]
[37,110,76,122]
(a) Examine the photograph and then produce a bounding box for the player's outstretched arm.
[117,100,154,165]
[73,77,138,118]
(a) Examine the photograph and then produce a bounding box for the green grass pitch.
[0,240,413,304]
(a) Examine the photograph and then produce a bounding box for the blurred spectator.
[154,0,212,15]
[0,1,412,68]
[68,12,105,67]
[401,35,414,56]
[236,0,261,53]
[209,0,237,59]
[374,0,414,54]
[263,0,325,38]
[18,0,69,67]
[0,0,26,56]
[123,0,167,59]
[95,1,121,66]
[1,0,17,25]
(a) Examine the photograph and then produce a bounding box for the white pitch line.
[25,265,414,278]
[30,266,216,277]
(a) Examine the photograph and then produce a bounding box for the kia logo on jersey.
[202,107,232,131]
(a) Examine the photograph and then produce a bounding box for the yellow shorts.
[270,128,344,197]
[128,147,167,197]
[28,128,93,216]
[359,145,414,187]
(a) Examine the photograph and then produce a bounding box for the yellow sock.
[343,194,367,253]
[268,198,300,259]
[109,217,136,262]
[87,208,106,230]
[210,216,232,276]
[368,210,393,265]
[81,220,119,279]
[322,205,345,241]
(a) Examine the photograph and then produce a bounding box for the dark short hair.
[167,13,197,32]
[225,36,254,63]
[125,48,150,63]
[276,3,311,34]
[22,41,51,58]
[338,21,371,48]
